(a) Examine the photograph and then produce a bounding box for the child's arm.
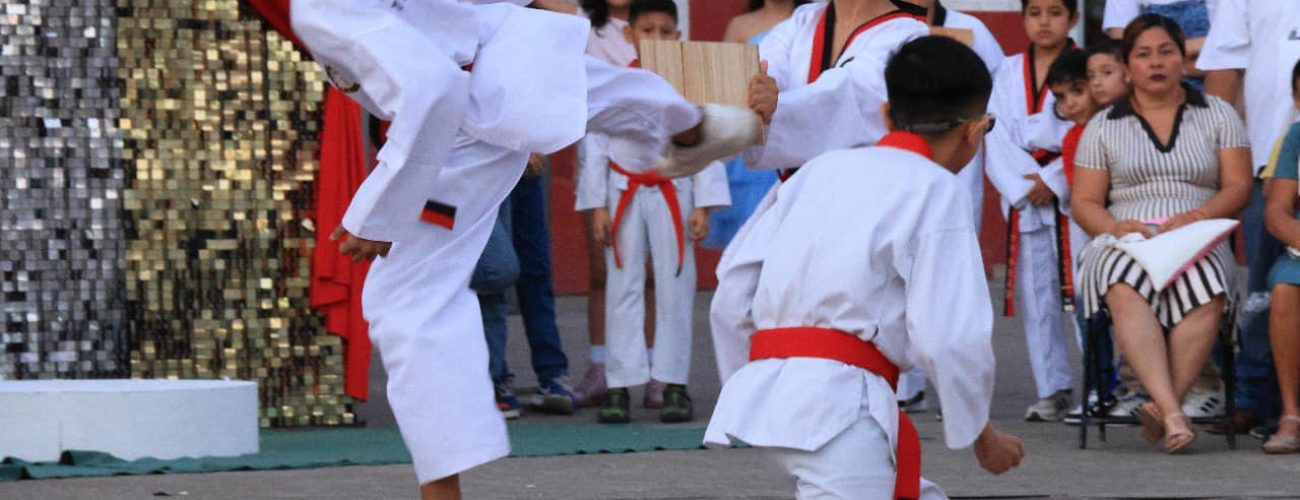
[688,161,730,241]
[983,66,1041,210]
[576,134,613,245]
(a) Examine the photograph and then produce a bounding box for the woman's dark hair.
[1120,13,1186,63]
[582,0,612,30]
[1292,58,1300,94]
[1084,38,1123,63]
[748,0,812,12]
[885,36,993,132]
[1019,0,1078,14]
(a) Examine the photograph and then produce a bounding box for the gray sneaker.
[1025,390,1072,422]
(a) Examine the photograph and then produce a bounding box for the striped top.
[1075,85,1249,222]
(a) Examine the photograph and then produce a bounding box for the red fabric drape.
[249,0,373,401]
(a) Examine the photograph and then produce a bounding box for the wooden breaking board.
[638,39,761,109]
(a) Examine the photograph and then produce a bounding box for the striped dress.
[1074,86,1249,328]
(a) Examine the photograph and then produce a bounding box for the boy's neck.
[832,0,897,26]
[1032,41,1067,63]
[610,6,630,21]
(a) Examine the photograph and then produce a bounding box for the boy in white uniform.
[290,1,760,498]
[708,0,931,380]
[706,36,1024,500]
[576,0,732,424]
[982,0,1079,422]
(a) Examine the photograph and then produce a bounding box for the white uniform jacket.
[576,134,731,213]
[705,136,996,455]
[985,51,1075,232]
[745,3,928,171]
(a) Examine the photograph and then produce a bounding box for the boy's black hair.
[885,36,993,133]
[1045,48,1088,87]
[1084,38,1123,63]
[1019,0,1078,13]
[628,0,678,25]
[1291,58,1300,94]
[748,0,812,12]
[1121,13,1186,63]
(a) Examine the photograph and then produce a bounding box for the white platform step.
[0,379,259,462]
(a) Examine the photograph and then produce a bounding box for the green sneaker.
[597,388,631,424]
[659,384,693,423]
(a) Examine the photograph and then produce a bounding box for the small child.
[1085,39,1129,108]
[706,35,1024,499]
[984,0,1080,422]
[576,0,731,424]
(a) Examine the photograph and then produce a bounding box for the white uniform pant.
[362,137,527,484]
[1016,227,1074,399]
[605,187,697,388]
[761,416,948,500]
[584,56,702,173]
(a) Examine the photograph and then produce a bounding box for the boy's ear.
[623,24,635,45]
[964,115,988,147]
[881,102,895,131]
[671,28,682,40]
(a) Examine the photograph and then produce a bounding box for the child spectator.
[576,0,731,424]
[984,0,1079,422]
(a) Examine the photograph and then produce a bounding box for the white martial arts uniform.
[578,135,730,387]
[984,49,1075,400]
[898,2,1007,402]
[705,133,996,500]
[292,0,703,483]
[711,3,928,381]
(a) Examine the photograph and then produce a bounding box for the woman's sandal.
[1262,415,1300,454]
[1135,402,1165,444]
[1163,413,1197,454]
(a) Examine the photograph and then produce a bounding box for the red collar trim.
[877,131,934,160]
[1021,41,1075,113]
[807,7,923,84]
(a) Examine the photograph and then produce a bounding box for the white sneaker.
[655,104,762,178]
[1181,384,1226,418]
[1108,392,1148,418]
[1025,390,1073,422]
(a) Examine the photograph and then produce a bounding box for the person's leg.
[584,56,701,159]
[647,187,697,422]
[508,176,570,383]
[1018,230,1074,419]
[1106,285,1180,421]
[761,417,898,500]
[1166,296,1225,403]
[420,476,461,500]
[577,210,609,407]
[1270,284,1300,436]
[363,139,526,492]
[1239,179,1283,420]
[600,193,651,422]
[471,202,520,389]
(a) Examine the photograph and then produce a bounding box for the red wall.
[549,5,1028,294]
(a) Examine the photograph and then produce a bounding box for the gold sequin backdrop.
[1,0,354,427]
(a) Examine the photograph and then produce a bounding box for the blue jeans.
[1238,179,1283,417]
[472,199,520,385]
[473,176,570,385]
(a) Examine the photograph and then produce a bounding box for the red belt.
[749,327,920,500]
[609,161,685,276]
[1004,149,1074,316]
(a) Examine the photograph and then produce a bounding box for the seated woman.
[1071,14,1252,454]
[1263,91,1300,454]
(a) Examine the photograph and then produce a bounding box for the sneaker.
[659,384,694,423]
[1107,392,1148,419]
[1181,384,1225,418]
[898,391,929,413]
[655,104,763,178]
[573,363,607,408]
[597,388,631,424]
[529,375,577,415]
[1025,390,1072,422]
[1064,391,1110,426]
[644,379,667,409]
[495,382,522,420]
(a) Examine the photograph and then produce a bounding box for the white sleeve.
[904,221,995,449]
[1102,0,1140,31]
[967,19,1006,74]
[746,23,925,170]
[984,71,1036,208]
[758,11,800,91]
[1039,156,1070,204]
[691,161,732,209]
[1196,0,1250,71]
[575,134,611,211]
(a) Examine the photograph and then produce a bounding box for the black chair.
[1078,301,1239,449]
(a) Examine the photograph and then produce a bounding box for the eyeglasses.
[901,113,996,135]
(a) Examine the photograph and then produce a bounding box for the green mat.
[0,423,707,482]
